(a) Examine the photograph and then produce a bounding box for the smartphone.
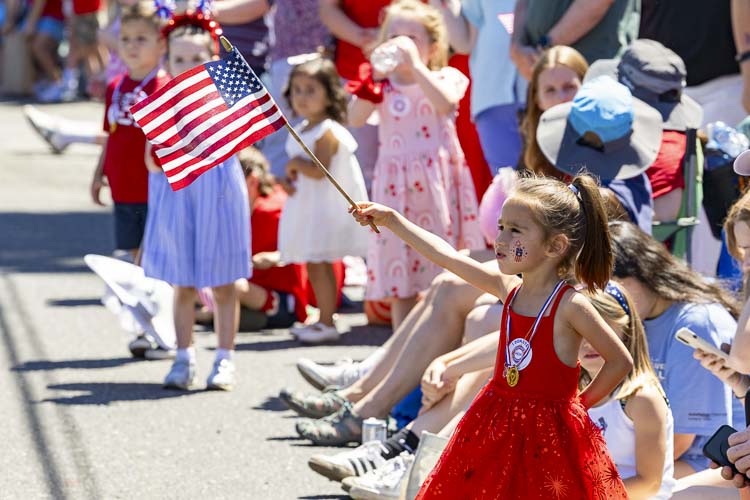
[703,425,740,475]
[674,327,729,360]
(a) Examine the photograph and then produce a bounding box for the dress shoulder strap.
[547,283,574,318]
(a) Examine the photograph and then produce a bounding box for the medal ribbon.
[504,280,565,371]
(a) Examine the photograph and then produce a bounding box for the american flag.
[131,47,285,190]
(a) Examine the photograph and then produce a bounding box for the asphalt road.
[0,99,390,499]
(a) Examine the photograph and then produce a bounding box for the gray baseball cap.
[585,39,703,131]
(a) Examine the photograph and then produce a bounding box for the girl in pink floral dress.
[347,0,483,328]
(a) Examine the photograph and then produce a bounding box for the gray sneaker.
[206,358,235,391]
[163,359,195,390]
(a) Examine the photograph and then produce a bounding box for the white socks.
[215,348,234,362]
[176,347,196,363]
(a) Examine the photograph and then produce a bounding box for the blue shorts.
[20,16,64,43]
[113,203,148,251]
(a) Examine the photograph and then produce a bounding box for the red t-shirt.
[335,0,391,80]
[250,185,309,321]
[39,0,64,20]
[645,130,687,199]
[72,0,101,15]
[102,71,170,203]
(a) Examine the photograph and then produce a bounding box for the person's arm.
[213,0,270,25]
[673,433,695,461]
[286,128,337,180]
[391,36,463,114]
[422,331,499,408]
[428,0,477,54]
[545,0,615,47]
[2,0,20,34]
[352,202,519,298]
[347,97,376,128]
[90,145,108,206]
[623,387,670,499]
[509,0,539,81]
[695,345,750,399]
[319,0,380,54]
[22,0,47,36]
[728,296,750,373]
[565,293,633,408]
[732,0,750,114]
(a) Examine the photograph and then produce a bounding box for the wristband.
[345,62,385,104]
[736,50,750,64]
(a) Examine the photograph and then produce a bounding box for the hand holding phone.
[704,425,740,476]
[675,327,729,360]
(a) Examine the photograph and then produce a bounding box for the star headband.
[605,281,631,317]
[157,0,223,54]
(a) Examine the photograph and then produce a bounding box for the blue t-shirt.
[643,302,737,471]
[461,0,526,117]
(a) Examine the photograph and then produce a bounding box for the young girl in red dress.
[352,174,632,499]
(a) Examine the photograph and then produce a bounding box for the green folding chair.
[651,128,703,265]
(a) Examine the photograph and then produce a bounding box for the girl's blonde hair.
[379,0,448,70]
[521,46,589,177]
[725,189,750,263]
[580,286,666,401]
[513,174,612,291]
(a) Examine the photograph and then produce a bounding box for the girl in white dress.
[278,57,369,344]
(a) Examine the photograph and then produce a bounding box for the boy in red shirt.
[89,1,170,259]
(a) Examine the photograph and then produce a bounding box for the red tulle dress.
[416,284,627,500]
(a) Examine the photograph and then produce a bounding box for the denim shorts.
[21,16,65,43]
[113,203,148,251]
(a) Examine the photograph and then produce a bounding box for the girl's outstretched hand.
[349,202,396,227]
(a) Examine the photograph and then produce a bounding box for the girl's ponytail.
[571,175,612,291]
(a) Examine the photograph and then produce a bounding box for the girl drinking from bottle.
[347,0,483,329]
[351,174,632,498]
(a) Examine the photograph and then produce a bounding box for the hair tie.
[568,184,579,196]
[605,281,631,316]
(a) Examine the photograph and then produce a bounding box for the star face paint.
[513,240,528,263]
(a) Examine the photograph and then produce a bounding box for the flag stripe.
[168,117,284,190]
[131,66,207,120]
[147,90,225,147]
[139,81,218,137]
[159,101,283,177]
[155,92,276,168]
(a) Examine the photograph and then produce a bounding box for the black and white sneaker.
[128,334,154,358]
[308,440,387,482]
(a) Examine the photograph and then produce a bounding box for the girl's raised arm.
[347,97,376,128]
[353,202,520,298]
[563,293,632,408]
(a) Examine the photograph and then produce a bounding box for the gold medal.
[506,366,519,387]
[110,123,117,133]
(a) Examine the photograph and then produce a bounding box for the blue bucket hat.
[585,39,703,131]
[536,75,663,181]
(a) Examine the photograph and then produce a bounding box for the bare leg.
[307,262,337,327]
[174,286,197,349]
[31,34,62,82]
[235,278,268,310]
[339,272,485,404]
[391,295,418,331]
[211,283,239,350]
[352,287,500,418]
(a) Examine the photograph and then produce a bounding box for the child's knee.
[211,283,236,302]
[174,286,197,301]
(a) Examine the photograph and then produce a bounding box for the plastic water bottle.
[362,417,388,443]
[706,121,749,158]
[371,44,401,74]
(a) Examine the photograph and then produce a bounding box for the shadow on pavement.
[42,382,202,405]
[253,396,288,412]
[13,357,139,371]
[0,211,113,273]
[46,298,103,307]
[234,325,391,351]
[297,495,349,500]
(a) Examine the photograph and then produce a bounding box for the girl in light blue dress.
[141,16,250,391]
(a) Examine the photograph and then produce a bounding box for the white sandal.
[295,322,341,344]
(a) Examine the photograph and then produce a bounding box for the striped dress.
[141,156,251,288]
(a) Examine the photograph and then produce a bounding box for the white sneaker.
[308,440,387,482]
[348,453,414,500]
[296,357,365,390]
[163,358,195,390]
[206,358,235,391]
[23,104,68,154]
[295,322,341,344]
